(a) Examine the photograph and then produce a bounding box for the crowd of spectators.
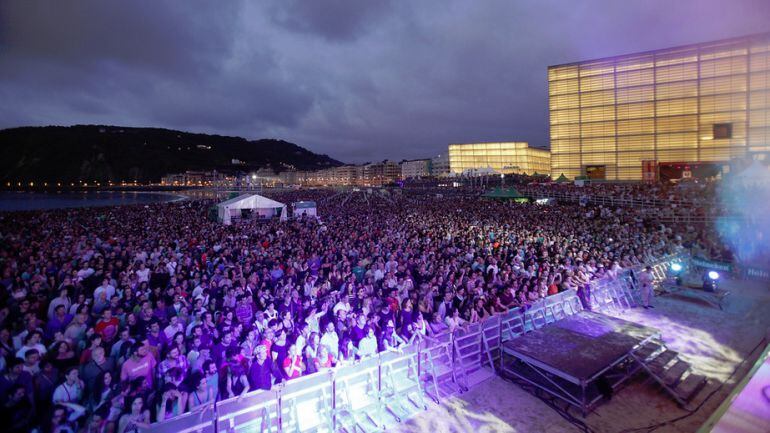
[0,187,697,432]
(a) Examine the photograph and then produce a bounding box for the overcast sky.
[1,1,769,163]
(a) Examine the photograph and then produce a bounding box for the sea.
[0,191,185,212]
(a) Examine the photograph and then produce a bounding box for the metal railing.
[517,187,717,209]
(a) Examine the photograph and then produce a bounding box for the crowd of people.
[0,186,702,433]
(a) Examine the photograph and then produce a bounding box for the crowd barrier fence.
[142,255,687,433]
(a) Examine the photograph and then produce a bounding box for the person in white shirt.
[357,328,378,359]
[76,263,95,282]
[135,263,150,283]
[319,322,339,361]
[445,309,466,333]
[333,298,351,316]
[53,367,84,404]
[607,261,623,281]
[16,331,47,360]
[166,259,178,276]
[164,316,185,340]
[93,279,116,302]
[373,264,385,282]
[638,266,655,309]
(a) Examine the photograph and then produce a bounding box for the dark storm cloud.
[266,0,394,42]
[1,0,769,163]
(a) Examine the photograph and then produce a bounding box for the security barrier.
[500,307,526,343]
[280,372,334,433]
[155,406,217,433]
[481,316,502,369]
[216,388,280,433]
[379,345,427,422]
[333,356,383,432]
[453,323,496,387]
[419,332,465,402]
[143,258,683,433]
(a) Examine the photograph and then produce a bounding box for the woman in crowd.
[117,396,150,433]
[186,371,215,412]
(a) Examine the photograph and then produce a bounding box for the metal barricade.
[453,323,495,388]
[379,345,427,423]
[140,405,217,433]
[524,306,547,330]
[419,332,466,401]
[589,282,621,315]
[561,290,584,316]
[216,388,281,433]
[332,356,384,432]
[545,295,569,321]
[481,316,502,371]
[500,308,525,343]
[279,371,334,433]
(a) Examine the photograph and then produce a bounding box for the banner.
[691,256,733,272]
[744,266,770,281]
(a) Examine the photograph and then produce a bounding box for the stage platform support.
[500,311,662,416]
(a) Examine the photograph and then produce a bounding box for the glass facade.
[549,33,770,180]
[448,142,551,175]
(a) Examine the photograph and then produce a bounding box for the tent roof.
[482,187,526,198]
[293,201,317,208]
[217,194,285,209]
[218,193,253,207]
[555,173,570,183]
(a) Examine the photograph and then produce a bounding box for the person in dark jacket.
[248,345,279,391]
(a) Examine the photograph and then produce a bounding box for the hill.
[0,125,342,183]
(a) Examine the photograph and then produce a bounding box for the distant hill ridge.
[0,125,342,183]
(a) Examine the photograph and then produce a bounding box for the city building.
[548,32,770,181]
[160,170,225,186]
[431,153,451,177]
[363,160,400,186]
[447,142,551,175]
[278,164,365,187]
[401,159,432,179]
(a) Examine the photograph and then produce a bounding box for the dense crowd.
[0,188,699,433]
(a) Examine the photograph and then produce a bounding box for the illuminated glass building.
[448,142,551,175]
[549,33,770,181]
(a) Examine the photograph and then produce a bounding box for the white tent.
[292,201,317,218]
[217,194,287,225]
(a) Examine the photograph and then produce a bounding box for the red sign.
[642,160,657,183]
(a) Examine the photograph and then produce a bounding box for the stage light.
[671,263,682,272]
[708,271,719,280]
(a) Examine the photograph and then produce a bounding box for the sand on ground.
[385,277,770,433]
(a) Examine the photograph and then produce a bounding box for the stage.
[501,310,661,415]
